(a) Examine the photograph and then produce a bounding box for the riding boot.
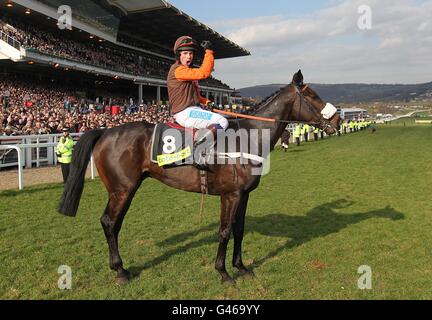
[193,124,220,149]
[193,124,220,171]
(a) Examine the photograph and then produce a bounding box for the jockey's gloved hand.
[201,40,212,50]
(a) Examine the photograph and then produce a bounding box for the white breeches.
[173,107,229,130]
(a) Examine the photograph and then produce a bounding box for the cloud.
[417,21,429,31]
[379,37,403,49]
[210,0,432,88]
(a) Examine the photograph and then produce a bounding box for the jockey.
[167,36,228,149]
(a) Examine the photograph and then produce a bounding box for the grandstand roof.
[11,0,249,59]
[102,0,251,59]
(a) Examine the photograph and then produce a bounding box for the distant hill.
[239,82,432,104]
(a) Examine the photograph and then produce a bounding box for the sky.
[167,0,432,89]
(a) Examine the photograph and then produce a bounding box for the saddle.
[151,122,267,169]
[151,122,201,167]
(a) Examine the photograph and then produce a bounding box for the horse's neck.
[245,89,293,149]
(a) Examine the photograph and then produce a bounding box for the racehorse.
[59,70,341,284]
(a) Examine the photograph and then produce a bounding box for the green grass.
[1,125,432,299]
[390,116,432,125]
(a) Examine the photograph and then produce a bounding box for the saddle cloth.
[151,122,197,167]
[151,122,266,168]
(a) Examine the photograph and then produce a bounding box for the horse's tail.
[58,129,105,217]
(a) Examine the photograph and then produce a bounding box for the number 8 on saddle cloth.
[151,123,196,167]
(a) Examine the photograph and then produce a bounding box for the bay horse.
[59,70,341,284]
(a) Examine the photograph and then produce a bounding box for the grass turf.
[1,124,431,299]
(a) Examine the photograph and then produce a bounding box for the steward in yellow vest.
[313,126,319,141]
[303,124,310,142]
[294,124,302,146]
[349,121,355,133]
[56,127,74,183]
[342,121,348,134]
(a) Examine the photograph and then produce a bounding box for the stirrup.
[193,131,213,149]
[193,124,222,149]
[193,148,214,172]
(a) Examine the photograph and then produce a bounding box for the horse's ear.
[292,69,304,86]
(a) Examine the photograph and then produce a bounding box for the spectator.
[55,127,74,183]
[0,14,231,89]
[0,75,173,135]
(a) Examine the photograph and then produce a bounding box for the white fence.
[0,29,22,50]
[0,29,24,62]
[0,133,95,190]
[0,133,81,169]
[0,126,353,190]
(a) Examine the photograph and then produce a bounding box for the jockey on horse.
[167,36,228,153]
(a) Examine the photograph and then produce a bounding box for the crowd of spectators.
[0,10,237,137]
[0,13,231,89]
[118,34,173,58]
[0,14,171,79]
[0,77,172,136]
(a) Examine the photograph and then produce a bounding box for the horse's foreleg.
[215,191,241,284]
[100,188,138,285]
[232,192,254,277]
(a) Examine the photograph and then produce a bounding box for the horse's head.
[290,70,341,135]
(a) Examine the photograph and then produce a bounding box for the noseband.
[292,84,338,130]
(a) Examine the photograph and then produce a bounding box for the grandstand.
[339,108,368,120]
[0,0,249,136]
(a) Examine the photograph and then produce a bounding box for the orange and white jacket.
[167,49,214,114]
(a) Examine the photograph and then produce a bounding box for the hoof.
[115,269,130,285]
[116,276,130,285]
[239,269,255,278]
[221,276,236,285]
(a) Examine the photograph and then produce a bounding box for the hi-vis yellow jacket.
[56,136,74,164]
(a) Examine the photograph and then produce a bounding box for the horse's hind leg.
[232,192,254,277]
[100,184,141,284]
[215,191,241,284]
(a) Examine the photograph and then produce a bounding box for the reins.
[212,109,307,124]
[212,83,337,129]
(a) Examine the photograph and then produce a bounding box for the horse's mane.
[224,85,290,127]
[252,83,291,114]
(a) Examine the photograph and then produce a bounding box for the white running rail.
[0,139,95,190]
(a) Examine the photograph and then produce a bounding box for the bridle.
[291,83,339,131]
[212,83,339,131]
